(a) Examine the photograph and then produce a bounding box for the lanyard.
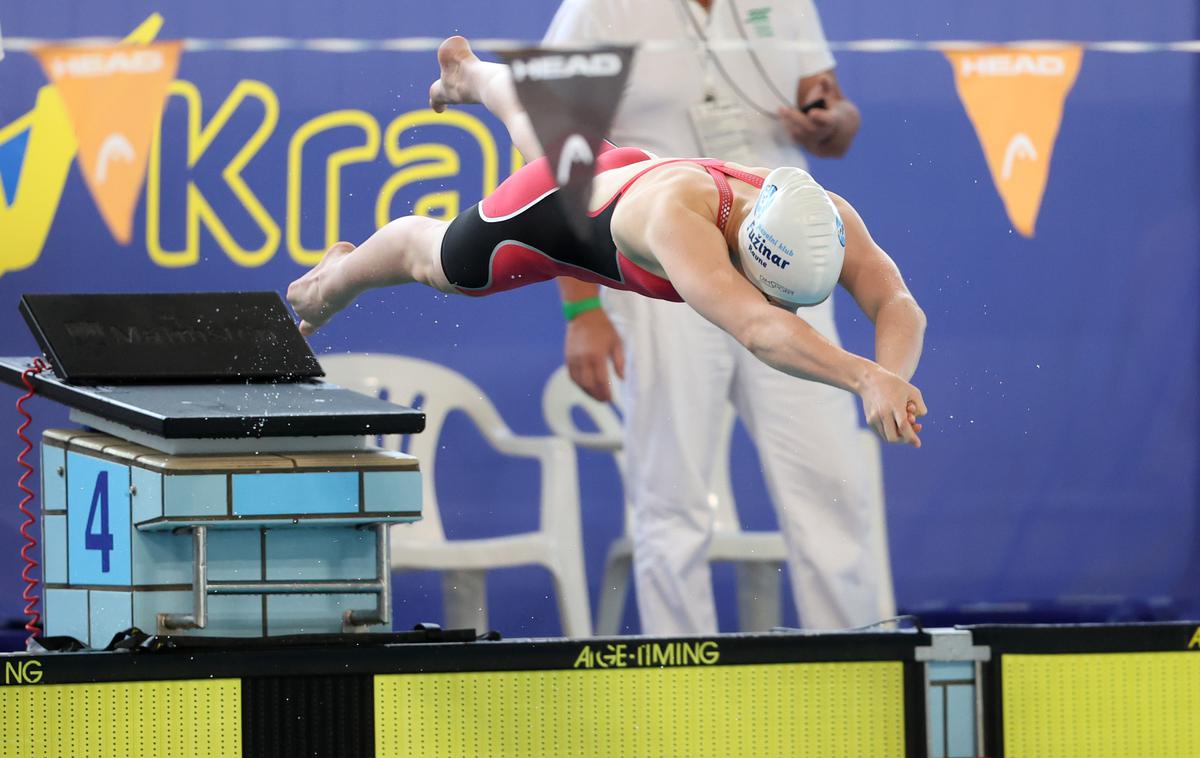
[672,0,795,116]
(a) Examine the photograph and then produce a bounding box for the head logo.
[835,213,846,247]
[556,133,594,185]
[49,48,166,79]
[511,53,623,82]
[959,54,1067,78]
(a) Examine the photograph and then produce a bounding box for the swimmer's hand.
[859,366,927,448]
[287,241,356,337]
[565,309,625,403]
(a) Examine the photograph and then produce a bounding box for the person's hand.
[778,75,861,158]
[859,366,927,447]
[565,309,624,402]
[778,104,834,149]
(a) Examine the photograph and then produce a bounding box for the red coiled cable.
[16,358,47,636]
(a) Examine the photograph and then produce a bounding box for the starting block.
[1,292,425,644]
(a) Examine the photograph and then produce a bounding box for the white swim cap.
[736,167,846,306]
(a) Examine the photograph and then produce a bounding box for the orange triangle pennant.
[946,47,1082,237]
[34,41,182,245]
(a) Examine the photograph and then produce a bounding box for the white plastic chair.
[542,366,895,634]
[321,354,591,637]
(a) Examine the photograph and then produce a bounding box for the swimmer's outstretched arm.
[831,194,927,383]
[646,199,927,447]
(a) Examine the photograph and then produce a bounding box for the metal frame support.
[159,522,392,633]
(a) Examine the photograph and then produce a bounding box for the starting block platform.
[2,291,427,642]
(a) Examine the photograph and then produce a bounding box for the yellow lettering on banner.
[287,110,381,265]
[3,659,42,685]
[146,80,280,267]
[375,110,498,229]
[650,644,675,667]
[0,88,77,276]
[945,47,1082,237]
[1188,626,1200,650]
[572,641,720,669]
[573,646,594,669]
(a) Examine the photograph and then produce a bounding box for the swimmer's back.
[438,144,765,301]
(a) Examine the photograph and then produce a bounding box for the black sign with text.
[19,291,322,384]
[499,45,635,238]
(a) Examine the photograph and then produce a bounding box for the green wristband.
[562,297,603,321]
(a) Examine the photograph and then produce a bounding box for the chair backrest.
[321,353,513,544]
[540,367,624,454]
[541,366,745,535]
[541,367,630,533]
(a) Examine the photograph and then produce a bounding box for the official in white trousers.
[546,0,895,634]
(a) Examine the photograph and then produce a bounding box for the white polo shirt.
[543,0,835,168]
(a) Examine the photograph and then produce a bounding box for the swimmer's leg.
[287,216,453,336]
[430,36,544,161]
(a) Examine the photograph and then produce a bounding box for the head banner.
[499,45,634,238]
[34,40,182,245]
[946,47,1083,237]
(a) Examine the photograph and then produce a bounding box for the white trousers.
[604,288,894,635]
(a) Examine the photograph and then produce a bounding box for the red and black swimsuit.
[439,144,764,302]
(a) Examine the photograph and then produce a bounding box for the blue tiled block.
[945,683,977,757]
[164,475,227,518]
[927,662,978,758]
[131,468,163,524]
[204,594,265,637]
[232,472,358,516]
[134,590,265,637]
[131,528,192,586]
[928,685,946,758]
[268,593,388,635]
[89,590,132,648]
[363,471,421,514]
[208,529,262,582]
[66,452,131,586]
[929,660,974,682]
[42,514,68,584]
[41,444,66,511]
[265,527,375,581]
[132,589,185,635]
[44,589,89,642]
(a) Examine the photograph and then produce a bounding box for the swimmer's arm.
[647,204,874,394]
[833,194,927,381]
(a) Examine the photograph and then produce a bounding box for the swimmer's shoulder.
[719,160,772,180]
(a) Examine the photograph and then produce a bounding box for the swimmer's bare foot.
[429,36,482,113]
[287,241,356,336]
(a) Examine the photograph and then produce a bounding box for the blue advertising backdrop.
[0,0,1196,635]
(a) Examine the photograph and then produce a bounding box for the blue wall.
[0,0,1196,636]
